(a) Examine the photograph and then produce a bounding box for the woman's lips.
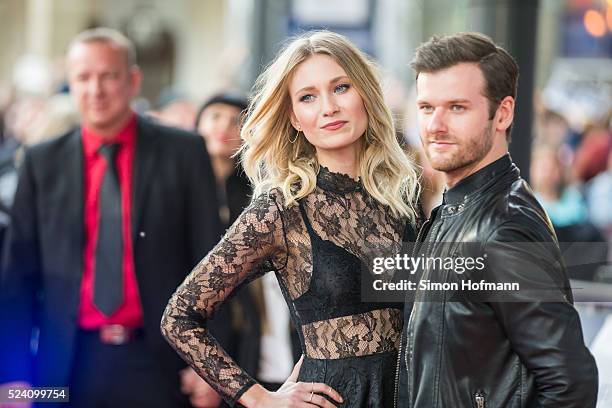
[321,120,347,131]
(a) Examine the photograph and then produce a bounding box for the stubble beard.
[426,121,494,174]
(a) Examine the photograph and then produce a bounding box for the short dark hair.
[411,32,519,137]
[194,91,248,131]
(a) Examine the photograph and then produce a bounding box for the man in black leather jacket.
[397,33,598,407]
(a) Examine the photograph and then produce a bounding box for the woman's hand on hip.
[239,380,343,408]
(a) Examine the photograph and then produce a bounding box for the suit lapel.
[132,117,159,242]
[59,129,85,283]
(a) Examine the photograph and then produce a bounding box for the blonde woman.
[161,31,420,407]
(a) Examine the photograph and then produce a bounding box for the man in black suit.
[0,28,221,407]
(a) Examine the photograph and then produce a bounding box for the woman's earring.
[289,128,300,144]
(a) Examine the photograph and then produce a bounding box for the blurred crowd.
[529,97,611,283]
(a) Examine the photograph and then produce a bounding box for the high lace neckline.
[317,165,362,193]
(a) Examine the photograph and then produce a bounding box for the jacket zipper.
[394,217,432,408]
[475,392,486,408]
[393,330,404,408]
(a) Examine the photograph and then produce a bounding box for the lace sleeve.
[161,191,287,406]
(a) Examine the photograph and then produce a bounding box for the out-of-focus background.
[0,0,610,405]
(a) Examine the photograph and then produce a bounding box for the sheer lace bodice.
[161,166,409,405]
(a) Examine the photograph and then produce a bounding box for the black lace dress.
[162,167,412,407]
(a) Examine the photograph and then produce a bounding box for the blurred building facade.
[1,0,610,105]
[3,0,610,178]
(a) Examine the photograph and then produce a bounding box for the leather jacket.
[397,154,598,407]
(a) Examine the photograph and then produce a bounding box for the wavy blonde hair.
[239,31,420,222]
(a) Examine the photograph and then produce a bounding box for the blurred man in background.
[0,27,221,407]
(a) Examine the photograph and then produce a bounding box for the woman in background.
[195,92,252,225]
[184,92,299,407]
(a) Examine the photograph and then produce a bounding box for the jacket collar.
[442,154,513,206]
